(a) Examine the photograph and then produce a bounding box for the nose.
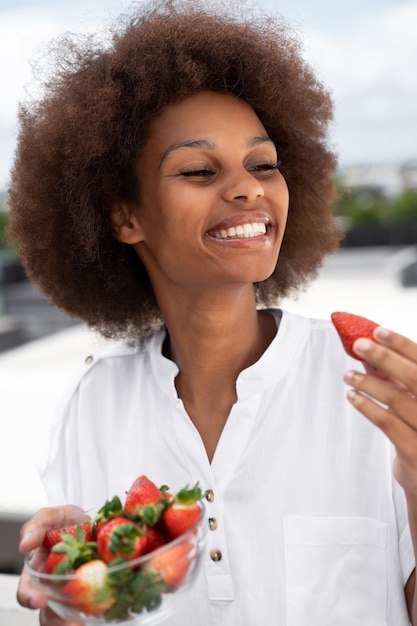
[221,168,264,204]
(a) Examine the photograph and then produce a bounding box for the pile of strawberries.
[39,475,203,621]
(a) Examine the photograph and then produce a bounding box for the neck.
[157,284,278,461]
[160,286,277,405]
[164,289,273,372]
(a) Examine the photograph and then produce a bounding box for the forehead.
[144,90,269,156]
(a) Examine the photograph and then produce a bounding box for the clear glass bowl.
[26,502,206,625]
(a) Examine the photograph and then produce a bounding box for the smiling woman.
[7,1,417,626]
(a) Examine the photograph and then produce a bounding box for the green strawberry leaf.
[174,483,203,505]
[94,495,123,527]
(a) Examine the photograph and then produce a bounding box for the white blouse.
[41,309,414,625]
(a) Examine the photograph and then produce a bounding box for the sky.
[0,0,416,189]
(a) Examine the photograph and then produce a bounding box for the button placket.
[203,487,234,600]
[204,489,222,562]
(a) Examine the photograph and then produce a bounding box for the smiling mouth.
[209,222,268,240]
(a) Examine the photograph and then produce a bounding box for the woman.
[9,1,417,624]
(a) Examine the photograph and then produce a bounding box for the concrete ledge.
[400,259,417,286]
[0,517,26,574]
[0,316,25,351]
[0,575,39,625]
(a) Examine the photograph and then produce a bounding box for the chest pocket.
[283,516,388,626]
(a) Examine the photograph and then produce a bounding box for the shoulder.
[273,308,339,344]
[60,330,165,401]
[85,329,165,367]
[277,308,359,367]
[83,335,151,368]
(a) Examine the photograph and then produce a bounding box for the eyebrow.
[159,135,275,166]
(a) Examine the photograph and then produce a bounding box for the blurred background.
[0,0,416,576]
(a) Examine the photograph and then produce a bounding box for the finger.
[16,565,48,610]
[362,361,413,394]
[19,505,90,553]
[353,338,417,395]
[345,369,417,430]
[374,326,417,363]
[346,387,417,462]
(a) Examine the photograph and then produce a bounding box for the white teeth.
[215,222,267,239]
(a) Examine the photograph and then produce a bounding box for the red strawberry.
[144,526,168,554]
[97,517,147,564]
[44,551,73,576]
[43,522,94,551]
[62,559,115,615]
[124,475,167,525]
[331,311,379,360]
[145,543,192,589]
[163,484,203,540]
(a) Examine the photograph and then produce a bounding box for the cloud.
[303,1,417,163]
[0,6,109,187]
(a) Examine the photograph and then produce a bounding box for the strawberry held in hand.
[163,484,203,540]
[331,311,379,361]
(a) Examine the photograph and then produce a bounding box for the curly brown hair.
[8,0,343,338]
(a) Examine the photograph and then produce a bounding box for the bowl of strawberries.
[25,475,206,625]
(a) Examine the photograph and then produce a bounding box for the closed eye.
[180,168,215,177]
[248,161,281,172]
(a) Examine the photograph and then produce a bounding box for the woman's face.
[119,90,289,296]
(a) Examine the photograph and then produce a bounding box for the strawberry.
[43,522,94,551]
[331,311,379,360]
[62,559,115,615]
[124,475,168,525]
[97,517,147,564]
[44,551,73,576]
[144,526,168,554]
[144,543,192,589]
[46,524,98,571]
[162,484,203,540]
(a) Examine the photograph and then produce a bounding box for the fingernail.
[375,327,390,340]
[344,369,355,382]
[347,389,357,400]
[19,530,34,549]
[354,338,372,353]
[22,530,34,541]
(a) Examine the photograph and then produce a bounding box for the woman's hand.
[344,326,417,495]
[17,504,90,626]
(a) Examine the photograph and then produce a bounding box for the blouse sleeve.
[392,456,415,585]
[38,383,85,507]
